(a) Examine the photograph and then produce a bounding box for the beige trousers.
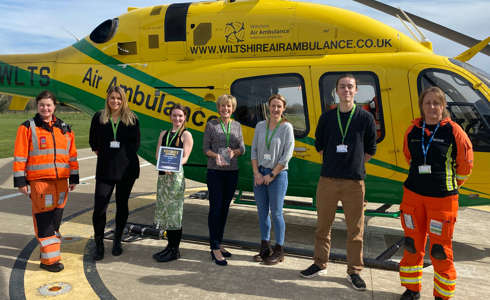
[314,177,365,275]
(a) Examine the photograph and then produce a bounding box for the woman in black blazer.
[89,86,140,260]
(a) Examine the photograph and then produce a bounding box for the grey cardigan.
[251,120,295,170]
[203,118,245,171]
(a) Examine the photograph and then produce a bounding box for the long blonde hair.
[100,86,137,125]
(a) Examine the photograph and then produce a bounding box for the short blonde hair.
[216,94,237,112]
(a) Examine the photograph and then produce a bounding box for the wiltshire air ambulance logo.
[225,22,245,43]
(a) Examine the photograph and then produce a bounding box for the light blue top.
[251,120,295,170]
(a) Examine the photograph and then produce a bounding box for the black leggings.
[92,177,136,238]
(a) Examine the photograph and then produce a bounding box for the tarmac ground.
[1,148,489,299]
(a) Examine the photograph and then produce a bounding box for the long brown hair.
[100,86,137,125]
[418,86,450,121]
[168,103,188,147]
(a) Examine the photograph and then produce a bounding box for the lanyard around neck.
[265,118,282,150]
[165,129,180,147]
[337,104,356,144]
[220,119,232,147]
[110,117,120,141]
[421,121,440,164]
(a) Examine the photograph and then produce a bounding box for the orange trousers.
[30,179,68,265]
[399,187,458,300]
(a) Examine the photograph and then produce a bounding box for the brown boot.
[264,244,284,265]
[253,240,272,262]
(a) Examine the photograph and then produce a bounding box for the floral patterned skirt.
[154,171,185,230]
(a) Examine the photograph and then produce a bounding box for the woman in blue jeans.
[251,94,295,265]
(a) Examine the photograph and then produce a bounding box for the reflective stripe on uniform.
[41,250,60,259]
[58,192,65,205]
[45,194,53,207]
[26,163,70,171]
[400,276,422,284]
[445,143,455,191]
[66,137,71,152]
[14,156,27,162]
[40,237,61,247]
[456,173,469,180]
[70,169,79,175]
[434,272,456,286]
[400,265,423,273]
[29,119,39,150]
[14,171,25,177]
[435,282,455,297]
[30,148,69,156]
[69,156,78,162]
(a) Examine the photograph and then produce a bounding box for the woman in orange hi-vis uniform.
[399,87,473,300]
[13,90,79,273]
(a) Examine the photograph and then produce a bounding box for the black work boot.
[112,229,123,256]
[253,240,272,262]
[94,236,105,261]
[154,229,181,262]
[400,288,420,300]
[264,244,284,265]
[40,262,64,272]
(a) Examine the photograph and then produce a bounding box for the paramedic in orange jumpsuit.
[13,90,79,272]
[399,86,473,300]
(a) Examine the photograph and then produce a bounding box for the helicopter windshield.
[418,68,490,152]
[449,59,490,88]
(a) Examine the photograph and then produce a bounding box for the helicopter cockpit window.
[90,18,119,44]
[319,72,385,143]
[418,68,490,152]
[231,74,309,138]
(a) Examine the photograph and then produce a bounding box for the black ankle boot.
[112,230,123,256]
[154,247,180,262]
[94,236,104,261]
[264,244,284,265]
[253,240,272,262]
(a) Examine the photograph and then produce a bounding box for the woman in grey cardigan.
[203,94,245,266]
[251,94,295,265]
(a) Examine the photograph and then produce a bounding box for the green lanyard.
[265,118,282,150]
[337,104,356,144]
[220,119,232,147]
[165,129,179,147]
[110,117,120,141]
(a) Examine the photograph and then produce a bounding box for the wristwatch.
[270,172,276,178]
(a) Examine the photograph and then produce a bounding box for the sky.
[0,0,488,72]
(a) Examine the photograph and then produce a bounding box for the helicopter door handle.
[294,147,307,152]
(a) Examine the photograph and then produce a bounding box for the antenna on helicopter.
[61,27,80,42]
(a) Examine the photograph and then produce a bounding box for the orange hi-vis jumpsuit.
[400,117,473,299]
[13,114,79,265]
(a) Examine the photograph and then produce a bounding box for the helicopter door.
[228,67,319,197]
[310,67,400,186]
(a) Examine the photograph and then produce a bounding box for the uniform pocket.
[427,210,456,240]
[400,204,418,233]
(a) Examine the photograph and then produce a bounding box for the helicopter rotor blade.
[352,0,490,56]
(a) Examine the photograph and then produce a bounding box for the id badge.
[110,141,120,148]
[263,153,272,161]
[418,164,431,174]
[336,144,348,153]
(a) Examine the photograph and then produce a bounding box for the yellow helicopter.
[1,0,489,216]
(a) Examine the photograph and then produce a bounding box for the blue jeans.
[253,166,288,246]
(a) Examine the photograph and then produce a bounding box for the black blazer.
[89,111,140,181]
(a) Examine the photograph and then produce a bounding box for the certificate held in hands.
[157,146,183,172]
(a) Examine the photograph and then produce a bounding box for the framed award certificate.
[156,146,183,172]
